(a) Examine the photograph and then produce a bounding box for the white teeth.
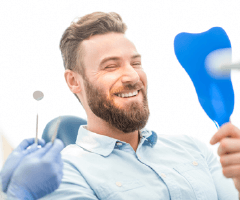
[133,91,138,96]
[117,90,139,98]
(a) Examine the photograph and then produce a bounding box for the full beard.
[83,78,150,133]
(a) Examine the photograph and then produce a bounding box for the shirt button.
[193,161,198,166]
[137,154,141,159]
[116,182,122,187]
[116,142,122,146]
[161,173,166,178]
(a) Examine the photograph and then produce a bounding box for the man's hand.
[210,122,240,192]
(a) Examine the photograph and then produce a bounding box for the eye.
[105,65,117,69]
[104,65,118,71]
[132,62,142,68]
[105,65,117,68]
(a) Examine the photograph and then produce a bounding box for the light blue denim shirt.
[42,125,238,200]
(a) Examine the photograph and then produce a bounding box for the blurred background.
[0,0,240,169]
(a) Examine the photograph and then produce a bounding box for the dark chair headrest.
[42,115,87,147]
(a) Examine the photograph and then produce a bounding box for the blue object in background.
[174,27,234,127]
[42,115,87,147]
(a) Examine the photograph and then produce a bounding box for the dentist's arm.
[1,138,45,193]
[1,138,64,200]
[7,139,64,200]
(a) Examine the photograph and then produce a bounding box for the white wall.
[0,0,240,167]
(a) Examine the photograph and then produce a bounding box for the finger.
[222,164,240,178]
[220,152,240,167]
[22,139,46,154]
[38,138,46,146]
[56,154,63,166]
[43,139,64,160]
[217,138,240,156]
[15,138,45,151]
[37,138,46,146]
[210,123,240,145]
[55,156,64,181]
[15,138,35,151]
[23,143,38,154]
[32,142,53,157]
[57,161,64,183]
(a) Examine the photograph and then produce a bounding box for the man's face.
[81,32,149,133]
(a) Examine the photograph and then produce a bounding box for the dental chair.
[42,115,87,147]
[42,115,157,147]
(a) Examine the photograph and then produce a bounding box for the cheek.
[138,70,148,88]
[100,73,120,89]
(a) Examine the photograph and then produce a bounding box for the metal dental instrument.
[220,62,240,70]
[51,116,61,143]
[33,91,44,144]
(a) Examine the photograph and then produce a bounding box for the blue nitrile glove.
[7,139,64,200]
[1,138,46,193]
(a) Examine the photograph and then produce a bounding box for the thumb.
[43,139,64,161]
[32,142,53,158]
[23,143,38,155]
[15,138,45,151]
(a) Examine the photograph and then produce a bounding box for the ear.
[64,69,82,94]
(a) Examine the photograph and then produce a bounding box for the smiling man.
[62,12,149,152]
[42,12,240,199]
[77,32,149,141]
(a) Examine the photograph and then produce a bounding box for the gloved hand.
[1,138,46,193]
[7,139,64,200]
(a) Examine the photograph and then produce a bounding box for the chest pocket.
[173,158,218,200]
[95,179,145,200]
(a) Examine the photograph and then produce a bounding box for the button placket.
[137,154,141,159]
[115,142,123,149]
[116,182,122,187]
[161,173,167,178]
[116,142,122,146]
[192,161,198,166]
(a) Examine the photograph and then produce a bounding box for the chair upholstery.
[42,115,87,147]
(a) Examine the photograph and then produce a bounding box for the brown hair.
[60,12,127,104]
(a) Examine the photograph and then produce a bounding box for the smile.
[115,90,139,98]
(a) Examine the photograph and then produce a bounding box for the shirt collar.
[140,129,158,147]
[76,125,158,156]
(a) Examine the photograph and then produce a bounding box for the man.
[42,12,240,199]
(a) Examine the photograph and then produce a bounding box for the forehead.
[81,33,139,67]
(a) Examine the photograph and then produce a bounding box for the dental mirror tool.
[51,116,61,143]
[33,91,44,144]
[205,48,240,79]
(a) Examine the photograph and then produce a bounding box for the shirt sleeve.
[188,135,239,200]
[40,157,98,200]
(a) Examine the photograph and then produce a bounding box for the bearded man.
[42,12,240,199]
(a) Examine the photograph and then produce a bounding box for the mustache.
[112,81,144,94]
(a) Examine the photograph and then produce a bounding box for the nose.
[121,64,140,86]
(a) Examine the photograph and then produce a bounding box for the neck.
[87,116,140,151]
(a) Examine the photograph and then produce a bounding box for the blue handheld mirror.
[174,27,234,127]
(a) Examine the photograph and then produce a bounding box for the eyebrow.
[99,54,141,66]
